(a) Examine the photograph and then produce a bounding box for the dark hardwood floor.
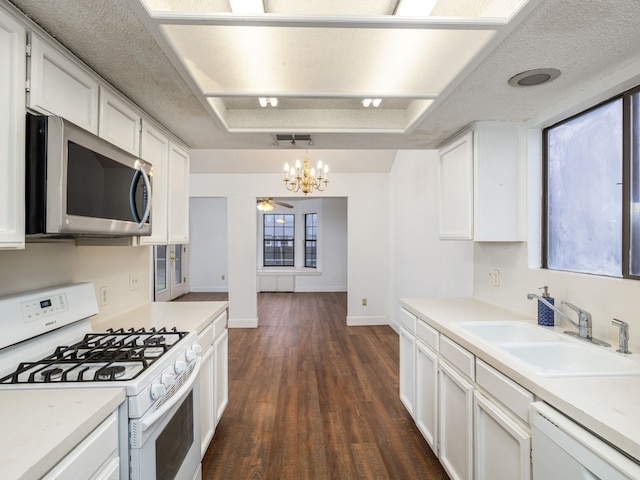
[198,292,448,479]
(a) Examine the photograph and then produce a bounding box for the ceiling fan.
[256,198,293,211]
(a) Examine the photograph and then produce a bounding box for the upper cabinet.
[0,8,26,249]
[139,120,169,246]
[28,33,99,134]
[438,122,525,242]
[168,142,190,244]
[98,87,141,155]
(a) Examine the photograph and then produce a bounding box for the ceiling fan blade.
[271,200,293,208]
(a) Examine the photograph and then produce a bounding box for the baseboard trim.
[229,318,258,328]
[346,315,389,326]
[294,286,348,292]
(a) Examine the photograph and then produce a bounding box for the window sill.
[256,268,322,276]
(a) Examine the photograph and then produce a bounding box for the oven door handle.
[140,357,201,433]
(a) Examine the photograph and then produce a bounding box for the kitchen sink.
[456,320,562,343]
[453,320,640,377]
[499,342,640,377]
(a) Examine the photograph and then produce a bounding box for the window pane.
[263,214,295,266]
[305,213,317,268]
[546,99,623,276]
[631,92,640,275]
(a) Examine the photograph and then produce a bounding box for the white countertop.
[400,297,640,461]
[0,388,125,480]
[92,301,228,335]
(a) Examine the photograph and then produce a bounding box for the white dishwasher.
[531,402,640,480]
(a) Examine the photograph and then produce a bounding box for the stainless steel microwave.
[25,113,152,237]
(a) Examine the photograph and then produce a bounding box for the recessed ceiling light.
[508,68,561,87]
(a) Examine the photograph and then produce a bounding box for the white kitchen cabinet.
[28,33,99,134]
[399,314,417,417]
[139,120,170,246]
[0,7,26,250]
[438,121,524,241]
[438,131,474,239]
[198,322,215,458]
[42,411,120,480]
[214,328,228,425]
[415,337,438,453]
[474,391,531,480]
[98,87,141,155]
[168,142,190,244]
[438,360,474,480]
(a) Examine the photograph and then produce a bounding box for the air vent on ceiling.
[276,134,312,147]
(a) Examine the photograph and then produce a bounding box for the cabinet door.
[98,87,141,155]
[139,121,169,245]
[168,142,190,244]
[0,9,26,249]
[399,326,416,417]
[438,361,474,480]
[438,131,473,239]
[199,345,215,457]
[29,34,99,133]
[415,340,438,453]
[214,329,228,425]
[474,391,531,480]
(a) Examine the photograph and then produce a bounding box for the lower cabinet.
[438,360,474,480]
[474,391,531,480]
[214,328,229,425]
[199,343,215,457]
[399,326,416,417]
[399,309,534,480]
[415,339,438,453]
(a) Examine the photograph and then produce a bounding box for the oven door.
[129,359,202,480]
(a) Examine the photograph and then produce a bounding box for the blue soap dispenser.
[537,286,555,326]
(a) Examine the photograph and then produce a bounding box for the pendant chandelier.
[283,150,329,195]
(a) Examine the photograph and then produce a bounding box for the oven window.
[67,141,148,222]
[155,391,194,480]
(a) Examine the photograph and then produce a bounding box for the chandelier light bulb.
[372,98,382,107]
[362,98,372,107]
[259,97,267,107]
[270,97,278,107]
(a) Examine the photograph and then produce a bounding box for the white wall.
[0,243,151,322]
[190,149,390,327]
[389,150,474,331]
[189,197,228,292]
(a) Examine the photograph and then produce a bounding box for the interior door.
[154,244,188,301]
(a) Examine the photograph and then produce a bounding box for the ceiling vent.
[276,134,312,147]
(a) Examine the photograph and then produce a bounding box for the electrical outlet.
[129,273,139,290]
[100,286,108,306]
[221,274,225,280]
[492,269,500,286]
[362,298,368,306]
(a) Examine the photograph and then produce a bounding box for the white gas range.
[0,283,203,480]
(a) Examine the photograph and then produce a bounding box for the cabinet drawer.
[476,359,533,423]
[400,309,417,334]
[197,322,214,349]
[213,311,228,340]
[416,320,438,352]
[440,335,474,381]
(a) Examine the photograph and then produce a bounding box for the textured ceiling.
[8,0,640,152]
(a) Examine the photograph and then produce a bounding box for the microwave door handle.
[129,168,152,228]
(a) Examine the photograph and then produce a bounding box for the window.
[263,214,294,267]
[543,86,640,278]
[305,213,317,268]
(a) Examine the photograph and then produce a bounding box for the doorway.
[154,244,188,301]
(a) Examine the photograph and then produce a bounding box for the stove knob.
[186,348,199,363]
[150,382,166,400]
[161,373,176,387]
[191,343,202,354]
[174,360,188,374]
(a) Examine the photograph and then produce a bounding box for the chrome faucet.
[526,293,611,347]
